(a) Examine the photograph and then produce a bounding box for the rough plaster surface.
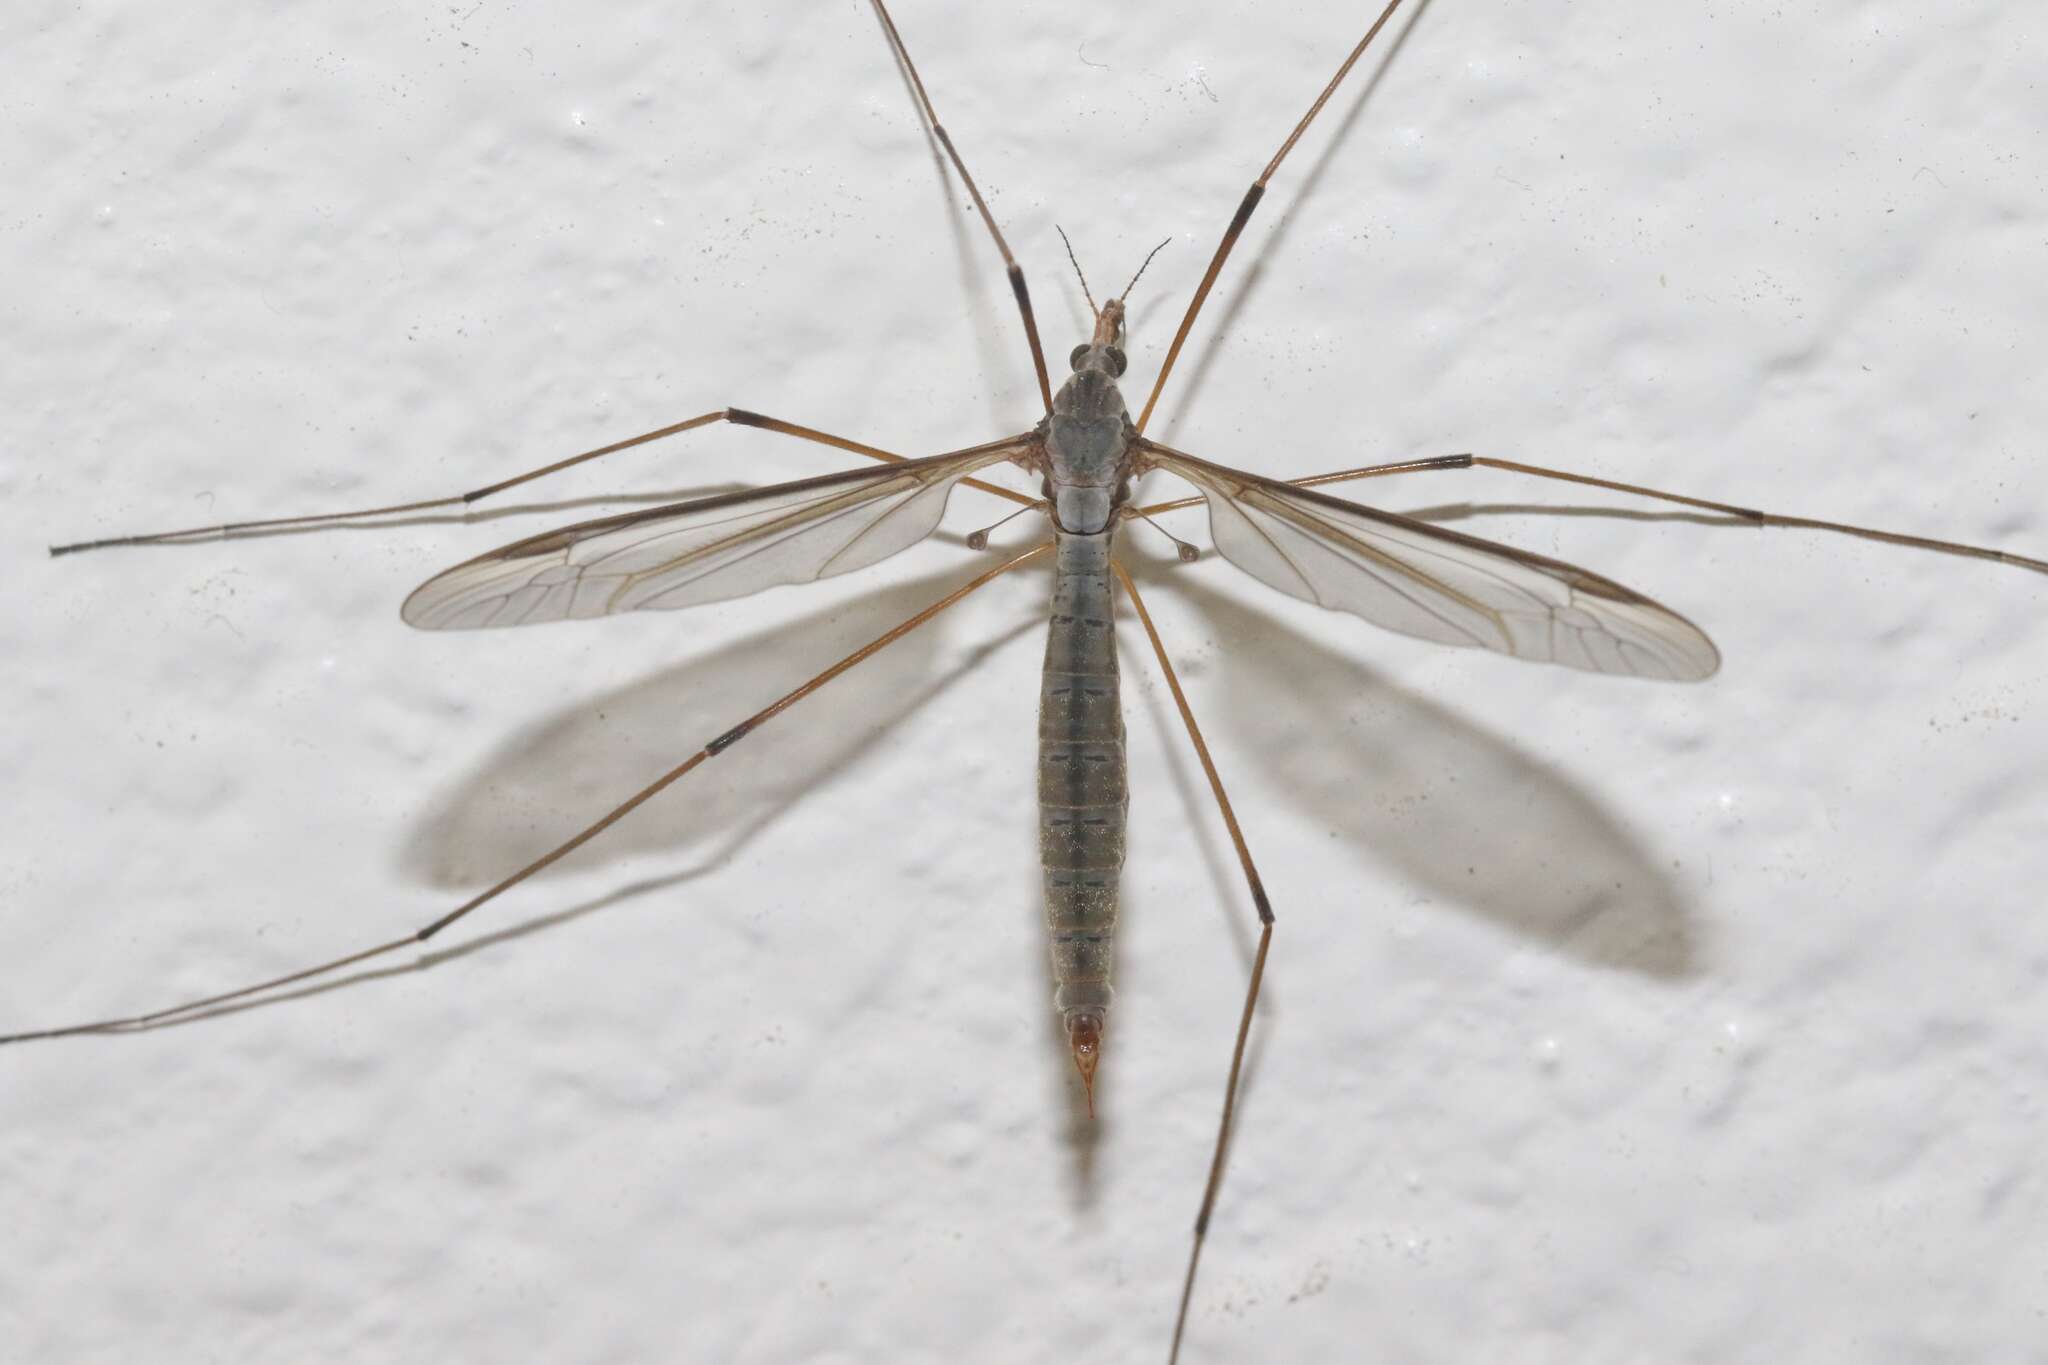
[4,2,2047,1362]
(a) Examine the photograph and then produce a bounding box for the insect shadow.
[399,560,1043,889]
[1156,0,1441,448]
[1158,566,1697,980]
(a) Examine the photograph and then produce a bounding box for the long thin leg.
[1109,559,1272,1365]
[1134,0,1408,435]
[51,406,1036,556]
[1136,453,2048,574]
[1134,454,1492,516]
[1464,455,2048,572]
[869,0,1055,415]
[0,542,1053,1045]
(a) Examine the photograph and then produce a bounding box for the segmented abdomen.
[1038,531,1127,1068]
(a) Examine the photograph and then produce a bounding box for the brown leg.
[1134,454,1473,517]
[0,543,1052,1045]
[868,0,1055,415]
[50,406,1034,556]
[1134,0,1411,435]
[1110,559,1274,1365]
[1140,452,2048,575]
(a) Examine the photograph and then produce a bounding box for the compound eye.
[1069,344,1091,371]
[1102,345,1128,377]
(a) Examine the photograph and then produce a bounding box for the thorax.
[1043,353,1135,534]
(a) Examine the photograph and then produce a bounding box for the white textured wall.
[5,3,2046,1361]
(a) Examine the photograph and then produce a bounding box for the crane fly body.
[9,2,2048,1362]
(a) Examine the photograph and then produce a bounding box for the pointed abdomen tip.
[1067,1010,1104,1117]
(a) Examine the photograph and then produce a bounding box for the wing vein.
[1141,440,1718,681]
[404,440,1026,630]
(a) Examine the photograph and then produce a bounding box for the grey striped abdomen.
[1039,531,1126,1087]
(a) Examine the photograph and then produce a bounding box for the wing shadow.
[398,561,1044,889]
[1148,564,1700,980]
[48,558,1048,1042]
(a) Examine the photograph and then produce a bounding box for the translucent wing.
[1144,443,1720,681]
[403,440,1027,630]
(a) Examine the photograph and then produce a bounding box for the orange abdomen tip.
[1067,1010,1104,1117]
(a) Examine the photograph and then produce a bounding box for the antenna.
[1119,237,1172,301]
[1056,225,1099,316]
